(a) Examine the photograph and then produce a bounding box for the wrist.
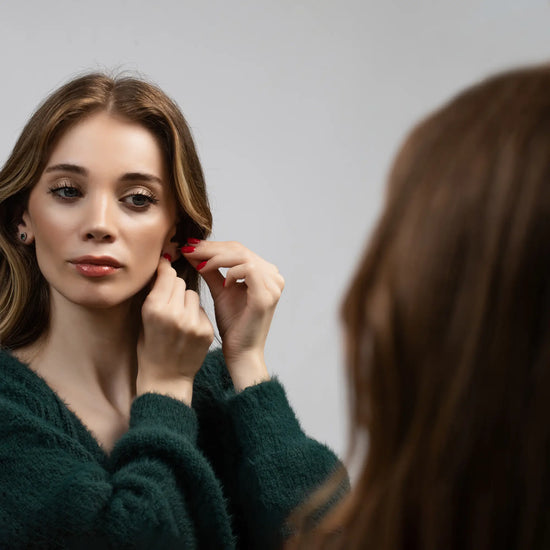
[224,350,270,392]
[136,374,195,406]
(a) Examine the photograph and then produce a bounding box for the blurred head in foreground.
[294,63,550,549]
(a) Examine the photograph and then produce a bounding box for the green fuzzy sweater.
[0,348,343,549]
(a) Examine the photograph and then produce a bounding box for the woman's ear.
[162,224,181,263]
[17,211,35,245]
[162,241,182,263]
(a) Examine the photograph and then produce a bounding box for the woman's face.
[21,111,177,309]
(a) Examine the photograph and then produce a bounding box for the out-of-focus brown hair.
[0,73,212,349]
[291,64,550,549]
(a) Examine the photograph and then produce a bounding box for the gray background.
[1,0,550,457]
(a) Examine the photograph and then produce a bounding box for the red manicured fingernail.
[181,246,196,254]
[196,260,207,270]
[187,238,201,244]
[162,253,172,262]
[223,279,226,287]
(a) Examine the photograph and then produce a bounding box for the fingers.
[223,263,284,307]
[182,240,248,299]
[144,256,180,306]
[138,256,214,400]
[180,240,284,299]
[142,256,212,339]
[182,240,260,268]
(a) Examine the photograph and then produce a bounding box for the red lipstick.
[69,256,122,278]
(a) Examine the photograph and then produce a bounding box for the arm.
[227,379,346,550]
[182,239,347,548]
[192,350,347,550]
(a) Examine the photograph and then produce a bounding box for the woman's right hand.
[136,256,214,405]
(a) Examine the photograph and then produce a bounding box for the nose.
[82,192,117,243]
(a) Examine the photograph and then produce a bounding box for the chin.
[69,297,132,310]
[65,287,146,310]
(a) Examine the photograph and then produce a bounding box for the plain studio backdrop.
[1,0,550,458]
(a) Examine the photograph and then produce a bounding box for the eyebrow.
[44,163,88,176]
[44,164,163,185]
[119,172,164,186]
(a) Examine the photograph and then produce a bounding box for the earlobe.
[162,241,181,263]
[162,223,181,262]
[17,212,35,245]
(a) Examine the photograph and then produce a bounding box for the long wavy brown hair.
[291,64,550,549]
[0,73,212,349]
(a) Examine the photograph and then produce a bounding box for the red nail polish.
[196,260,208,270]
[223,279,226,287]
[162,253,172,262]
[181,246,196,254]
[187,238,201,245]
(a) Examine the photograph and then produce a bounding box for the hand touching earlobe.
[160,222,183,262]
[161,242,181,263]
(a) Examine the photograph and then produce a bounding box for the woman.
[291,64,550,549]
[0,73,341,549]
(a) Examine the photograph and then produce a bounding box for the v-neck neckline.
[1,349,110,464]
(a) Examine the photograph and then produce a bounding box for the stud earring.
[20,232,27,242]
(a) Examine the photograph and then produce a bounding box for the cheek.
[29,217,70,286]
[28,207,69,258]
[127,220,171,269]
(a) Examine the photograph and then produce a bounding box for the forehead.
[46,111,167,179]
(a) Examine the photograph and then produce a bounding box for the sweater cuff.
[225,378,304,451]
[130,393,198,442]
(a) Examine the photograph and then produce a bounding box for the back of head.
[0,73,211,349]
[316,64,550,549]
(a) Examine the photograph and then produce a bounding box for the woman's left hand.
[181,240,285,391]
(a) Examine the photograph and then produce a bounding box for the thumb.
[198,266,226,301]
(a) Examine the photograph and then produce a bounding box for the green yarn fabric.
[0,348,342,549]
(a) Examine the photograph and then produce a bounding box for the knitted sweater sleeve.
[226,381,346,550]
[0,391,234,549]
[193,350,347,550]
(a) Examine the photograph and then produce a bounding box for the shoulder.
[1,348,40,390]
[0,348,61,424]
[0,348,34,400]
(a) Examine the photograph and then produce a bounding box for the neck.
[21,293,141,412]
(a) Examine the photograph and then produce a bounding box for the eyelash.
[47,183,159,210]
[48,183,80,199]
[122,190,159,208]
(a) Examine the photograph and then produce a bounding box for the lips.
[70,256,122,268]
[69,256,122,277]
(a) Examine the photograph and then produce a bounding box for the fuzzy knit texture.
[0,347,344,549]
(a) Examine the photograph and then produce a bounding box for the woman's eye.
[122,193,157,208]
[49,186,81,199]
